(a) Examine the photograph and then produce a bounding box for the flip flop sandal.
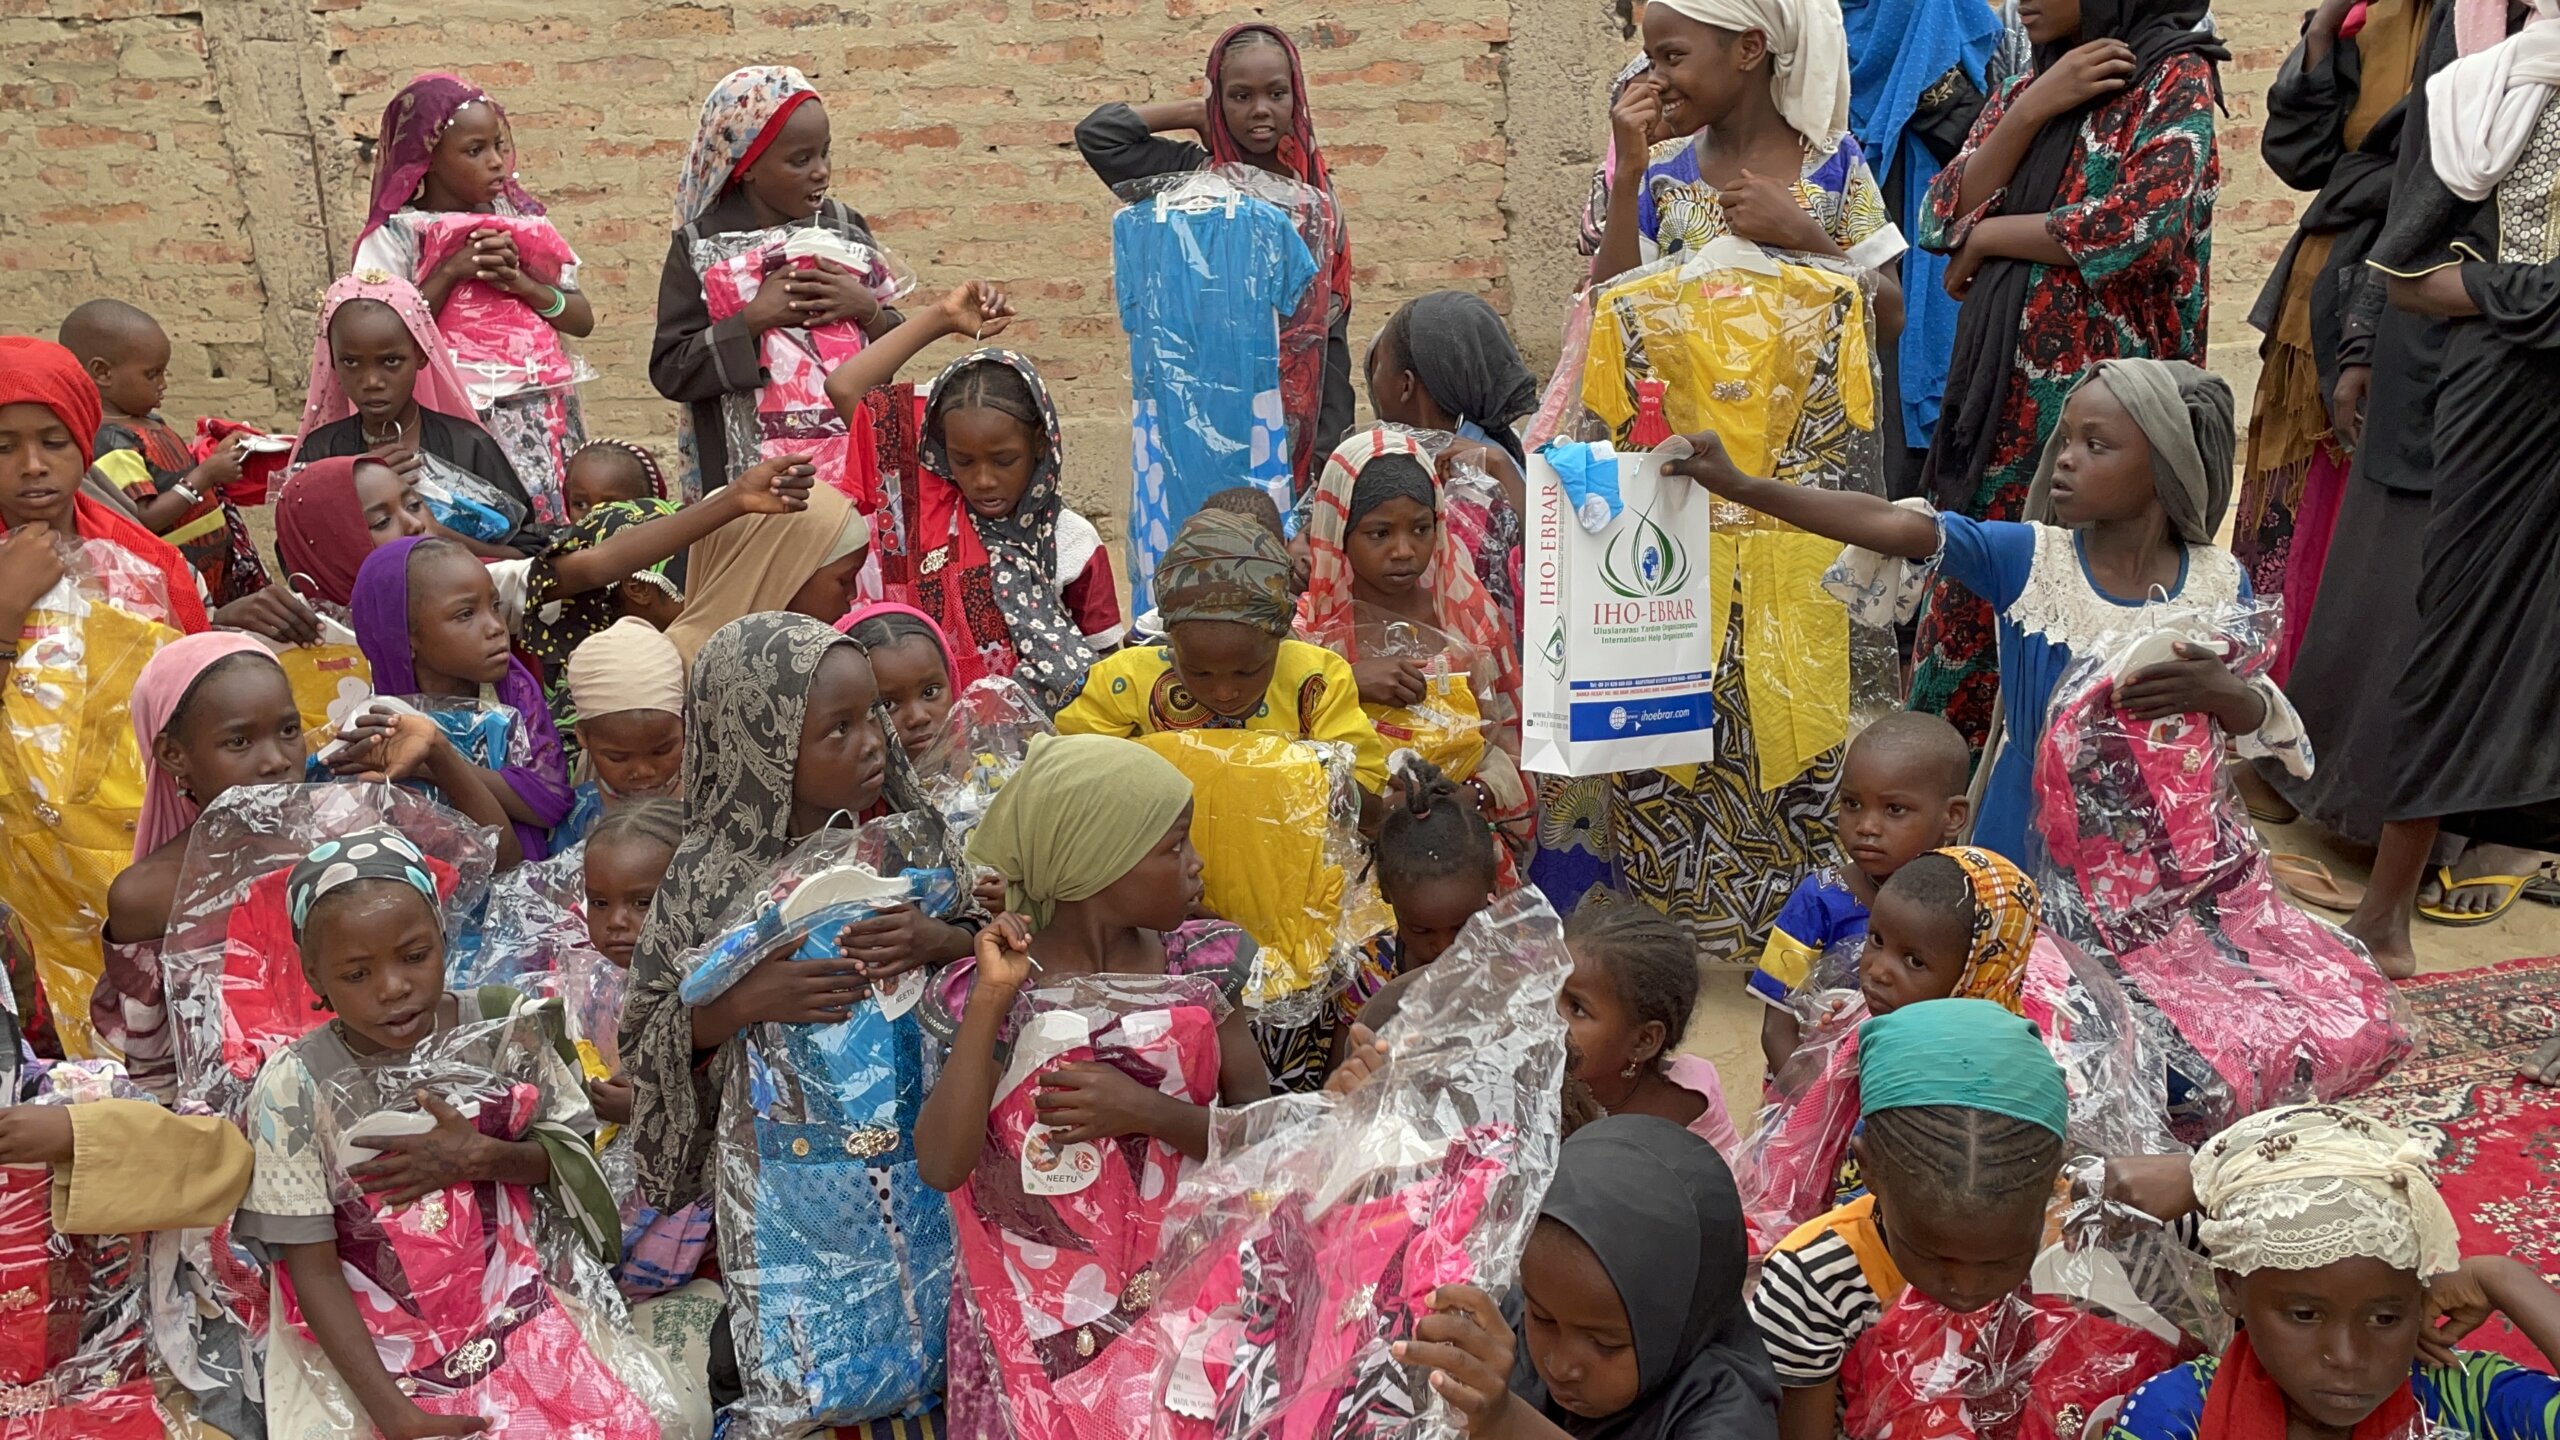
[2416,873,2532,927]
[2270,853,2364,912]
[2523,865,2560,906]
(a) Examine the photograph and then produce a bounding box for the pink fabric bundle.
[411,213,584,400]
[1841,1287,2192,1440]
[277,1081,656,1438]
[698,245,886,503]
[946,984,1224,1440]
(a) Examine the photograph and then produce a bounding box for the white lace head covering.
[2191,1104,2461,1280]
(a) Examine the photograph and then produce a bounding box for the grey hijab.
[1401,291,1542,467]
[618,611,968,1209]
[2024,358,2236,546]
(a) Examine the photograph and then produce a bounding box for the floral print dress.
[1906,55,2221,750]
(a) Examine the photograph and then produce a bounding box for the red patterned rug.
[2352,955,2560,1365]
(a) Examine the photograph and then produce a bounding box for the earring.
[1620,1062,1641,1079]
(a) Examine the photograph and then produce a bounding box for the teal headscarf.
[1858,998,2066,1138]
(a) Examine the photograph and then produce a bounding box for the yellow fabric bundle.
[271,642,375,753]
[0,595,177,1057]
[1363,671,1488,783]
[1135,730,1349,1011]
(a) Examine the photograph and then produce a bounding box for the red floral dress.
[1907,56,2220,750]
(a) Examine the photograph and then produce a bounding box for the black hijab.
[1510,1116,1781,1440]
[1919,0,2228,512]
[1393,292,1542,468]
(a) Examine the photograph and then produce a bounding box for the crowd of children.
[0,0,2553,1433]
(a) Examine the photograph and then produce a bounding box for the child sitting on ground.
[1335,760,1504,1069]
[1561,900,1743,1163]
[60,298,272,607]
[552,617,687,850]
[1753,713,1973,1078]
[1058,508,1386,797]
[1750,999,2067,1440]
[2106,1103,2560,1440]
[823,281,1123,711]
[235,826,652,1439]
[1395,1115,1776,1439]
[1742,848,2045,1247]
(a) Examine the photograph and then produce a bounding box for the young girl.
[1339,761,1505,1061]
[276,455,429,612]
[236,826,652,1439]
[1908,0,2221,748]
[1749,999,2068,1440]
[918,733,1272,1440]
[824,282,1125,710]
[660,482,869,666]
[574,800,717,1304]
[617,614,974,1433]
[562,439,669,524]
[2107,1103,2560,1440]
[292,273,544,553]
[551,617,686,850]
[1057,507,1387,797]
[653,65,901,499]
[1593,0,1905,327]
[0,339,314,1057]
[1396,1114,1781,1440]
[350,536,573,860]
[841,603,959,760]
[1743,847,2042,1242]
[1076,22,1356,478]
[1298,425,1529,871]
[1671,358,2307,864]
[351,74,596,525]
[1366,292,1543,494]
[99,635,302,1091]
[1559,902,1743,1161]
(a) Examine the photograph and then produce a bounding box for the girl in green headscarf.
[914,733,1270,1439]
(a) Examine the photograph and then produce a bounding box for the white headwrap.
[2426,0,2560,200]
[566,616,687,721]
[1651,0,1853,156]
[2191,1104,2462,1281]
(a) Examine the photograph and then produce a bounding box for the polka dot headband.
[286,827,438,938]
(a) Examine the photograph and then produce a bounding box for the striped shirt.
[1746,1194,1909,1386]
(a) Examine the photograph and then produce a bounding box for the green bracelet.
[537,285,569,320]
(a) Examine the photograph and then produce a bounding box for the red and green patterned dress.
[1908,55,2220,749]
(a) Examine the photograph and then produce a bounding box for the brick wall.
[0,0,2308,534]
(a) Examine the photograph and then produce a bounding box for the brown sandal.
[2271,853,2365,912]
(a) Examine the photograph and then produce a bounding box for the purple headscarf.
[359,74,546,258]
[351,537,573,859]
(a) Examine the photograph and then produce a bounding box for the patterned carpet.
[2353,956,2560,1365]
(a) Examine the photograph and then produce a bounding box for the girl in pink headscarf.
[290,272,545,553]
[351,73,595,526]
[99,635,304,1094]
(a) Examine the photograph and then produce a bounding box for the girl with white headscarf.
[1591,0,1906,340]
[2105,1103,2560,1440]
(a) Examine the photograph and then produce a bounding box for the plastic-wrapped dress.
[1739,934,2174,1252]
[0,1049,165,1440]
[238,989,677,1438]
[0,543,180,1060]
[1132,730,1385,1091]
[2028,608,2413,1139]
[1110,172,1322,610]
[157,783,496,1124]
[691,224,915,505]
[1840,1161,2229,1440]
[1085,887,1572,1440]
[910,676,1056,855]
[1564,245,1899,956]
[408,213,597,526]
[676,817,962,1437]
[932,965,1236,1440]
